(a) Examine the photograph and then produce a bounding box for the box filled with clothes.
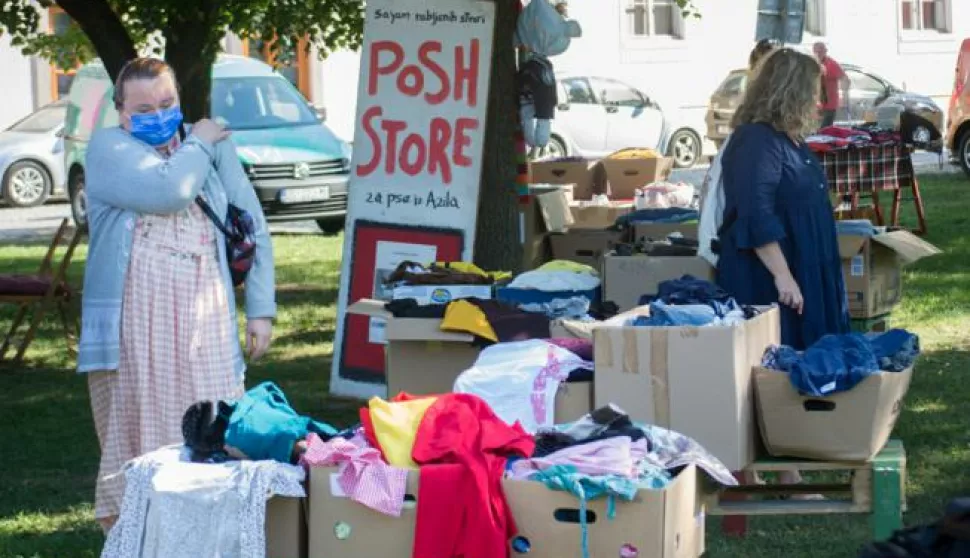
[836,221,940,319]
[598,148,675,200]
[548,229,623,268]
[592,277,781,471]
[601,255,714,312]
[306,402,734,558]
[754,329,919,461]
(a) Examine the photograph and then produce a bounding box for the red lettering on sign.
[356,105,480,185]
[365,38,480,107]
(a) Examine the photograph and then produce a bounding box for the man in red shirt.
[813,42,849,128]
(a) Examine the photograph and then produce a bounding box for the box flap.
[347,299,392,320]
[386,317,475,343]
[871,230,942,264]
[536,189,574,233]
[837,235,868,259]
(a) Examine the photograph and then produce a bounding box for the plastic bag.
[698,134,730,266]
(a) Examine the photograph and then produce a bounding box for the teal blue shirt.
[78,127,277,380]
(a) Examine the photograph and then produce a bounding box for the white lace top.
[101,446,305,558]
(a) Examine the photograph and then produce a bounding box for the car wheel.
[2,161,51,207]
[668,129,702,169]
[960,130,970,179]
[316,218,345,236]
[529,136,568,161]
[69,170,88,229]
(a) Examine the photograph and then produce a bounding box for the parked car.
[0,101,67,208]
[946,38,970,176]
[62,55,352,233]
[707,64,944,149]
[545,75,713,168]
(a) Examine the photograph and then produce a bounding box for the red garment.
[820,57,845,111]
[411,393,535,558]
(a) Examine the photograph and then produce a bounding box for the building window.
[900,0,951,33]
[805,0,825,36]
[242,37,311,98]
[625,0,683,39]
[49,7,79,100]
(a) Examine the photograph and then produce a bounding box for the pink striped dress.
[87,202,243,520]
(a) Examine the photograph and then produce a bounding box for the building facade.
[0,1,965,139]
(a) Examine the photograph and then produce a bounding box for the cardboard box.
[594,307,781,471]
[266,496,307,558]
[521,186,572,271]
[838,231,940,318]
[391,284,493,305]
[309,467,419,558]
[505,465,705,558]
[602,254,715,312]
[569,202,635,229]
[531,159,597,198]
[631,222,699,243]
[754,366,913,461]
[347,299,594,420]
[549,229,623,269]
[600,156,675,200]
[310,465,703,558]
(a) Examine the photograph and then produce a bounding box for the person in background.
[813,42,849,127]
[717,48,850,493]
[78,58,277,533]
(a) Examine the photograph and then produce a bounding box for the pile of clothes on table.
[807,125,902,152]
[762,329,921,397]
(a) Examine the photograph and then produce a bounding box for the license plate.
[280,186,330,204]
[716,125,730,135]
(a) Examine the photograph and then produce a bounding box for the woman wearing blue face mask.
[79,58,277,532]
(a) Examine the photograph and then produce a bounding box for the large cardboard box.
[549,229,624,268]
[309,465,704,558]
[569,202,635,229]
[602,254,715,312]
[521,185,573,271]
[505,465,705,558]
[594,307,781,471]
[754,366,914,461]
[600,156,675,200]
[838,231,940,318]
[266,496,307,558]
[346,299,593,421]
[308,467,419,558]
[531,159,597,198]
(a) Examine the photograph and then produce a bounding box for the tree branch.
[55,0,137,81]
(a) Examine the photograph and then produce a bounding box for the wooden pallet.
[709,440,906,541]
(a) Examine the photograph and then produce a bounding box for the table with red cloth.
[810,141,927,235]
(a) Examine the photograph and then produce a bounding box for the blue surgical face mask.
[128,105,184,146]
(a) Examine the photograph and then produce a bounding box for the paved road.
[0,151,960,245]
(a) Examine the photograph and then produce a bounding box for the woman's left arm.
[212,140,277,322]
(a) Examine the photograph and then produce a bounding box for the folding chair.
[0,218,84,366]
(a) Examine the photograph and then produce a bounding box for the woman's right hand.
[192,119,230,145]
[775,273,804,315]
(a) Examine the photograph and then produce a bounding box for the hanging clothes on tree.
[515,0,582,152]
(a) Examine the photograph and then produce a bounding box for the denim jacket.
[78,126,276,380]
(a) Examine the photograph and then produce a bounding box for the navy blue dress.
[716,123,849,350]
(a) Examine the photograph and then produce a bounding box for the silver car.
[546,75,712,168]
[0,101,67,207]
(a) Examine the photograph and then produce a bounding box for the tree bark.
[55,0,137,82]
[473,0,522,273]
[163,2,222,121]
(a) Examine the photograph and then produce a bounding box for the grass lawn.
[1,175,969,557]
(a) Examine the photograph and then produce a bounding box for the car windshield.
[211,77,317,130]
[9,105,66,133]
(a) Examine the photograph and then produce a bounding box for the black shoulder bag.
[179,123,256,287]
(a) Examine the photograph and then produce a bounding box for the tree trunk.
[473,0,522,273]
[163,3,222,121]
[56,0,137,81]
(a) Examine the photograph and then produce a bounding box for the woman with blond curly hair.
[716,48,849,350]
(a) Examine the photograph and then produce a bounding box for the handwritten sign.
[330,0,495,398]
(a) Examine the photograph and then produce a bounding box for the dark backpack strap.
[179,123,235,238]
